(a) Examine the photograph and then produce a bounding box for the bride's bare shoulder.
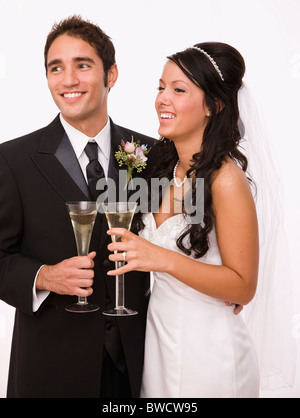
[212,158,250,191]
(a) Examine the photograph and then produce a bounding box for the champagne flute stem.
[77,249,88,306]
[78,296,88,305]
[115,260,125,309]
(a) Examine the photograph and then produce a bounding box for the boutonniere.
[115,136,151,189]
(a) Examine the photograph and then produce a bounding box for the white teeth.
[64,92,82,98]
[161,113,175,119]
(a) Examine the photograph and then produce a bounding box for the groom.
[0,15,155,398]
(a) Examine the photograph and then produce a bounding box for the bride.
[107,42,260,398]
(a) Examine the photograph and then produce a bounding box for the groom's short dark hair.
[44,15,116,86]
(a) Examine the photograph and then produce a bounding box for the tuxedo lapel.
[31,115,89,202]
[31,116,104,242]
[55,133,91,199]
[32,153,88,202]
[108,119,122,187]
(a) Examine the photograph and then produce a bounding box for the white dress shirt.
[32,114,112,312]
[59,113,111,179]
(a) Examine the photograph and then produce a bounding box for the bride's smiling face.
[155,60,210,144]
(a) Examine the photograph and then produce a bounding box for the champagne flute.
[65,201,100,313]
[101,202,137,316]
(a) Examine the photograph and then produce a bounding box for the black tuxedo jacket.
[0,115,156,398]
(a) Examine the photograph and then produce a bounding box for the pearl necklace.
[173,160,187,187]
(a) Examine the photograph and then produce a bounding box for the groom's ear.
[107,64,118,89]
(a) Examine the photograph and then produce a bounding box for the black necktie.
[84,142,105,201]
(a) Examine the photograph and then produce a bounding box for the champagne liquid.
[69,211,97,255]
[105,211,135,243]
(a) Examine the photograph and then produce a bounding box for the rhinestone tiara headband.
[190,46,225,81]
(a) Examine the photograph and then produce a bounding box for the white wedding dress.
[139,213,259,398]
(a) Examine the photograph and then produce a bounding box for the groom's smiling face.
[46,34,117,134]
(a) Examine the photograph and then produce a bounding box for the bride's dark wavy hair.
[135,42,248,258]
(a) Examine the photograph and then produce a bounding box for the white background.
[0,0,299,398]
